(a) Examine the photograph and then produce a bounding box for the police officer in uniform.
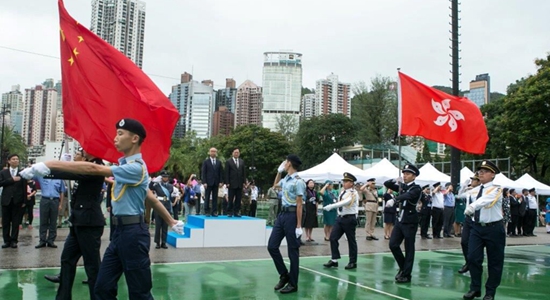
[267,154,305,294]
[463,160,504,300]
[22,118,183,299]
[323,172,359,270]
[151,170,175,249]
[384,164,421,283]
[419,184,432,239]
[43,148,106,299]
[457,173,480,274]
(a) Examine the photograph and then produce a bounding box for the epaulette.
[128,159,144,165]
[295,175,301,180]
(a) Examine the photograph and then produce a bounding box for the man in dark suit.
[201,147,223,217]
[225,148,246,217]
[0,153,27,248]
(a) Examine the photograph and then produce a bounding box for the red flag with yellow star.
[58,0,178,172]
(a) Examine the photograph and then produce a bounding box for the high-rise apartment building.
[261,52,302,131]
[212,106,234,136]
[22,85,58,146]
[215,79,237,113]
[235,80,263,127]
[315,73,351,117]
[91,0,146,68]
[465,73,490,107]
[1,85,24,134]
[301,93,317,120]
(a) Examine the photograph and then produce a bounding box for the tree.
[295,113,356,169]
[275,114,299,142]
[351,75,398,145]
[301,87,314,96]
[0,126,27,165]
[421,140,432,163]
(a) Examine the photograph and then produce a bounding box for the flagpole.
[396,67,402,176]
[450,0,461,189]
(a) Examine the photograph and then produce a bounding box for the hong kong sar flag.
[398,72,488,154]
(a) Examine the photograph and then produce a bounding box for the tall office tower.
[215,79,237,113]
[22,85,58,146]
[91,0,146,68]
[315,73,351,117]
[212,106,235,136]
[301,93,317,120]
[235,80,263,127]
[464,73,491,107]
[261,51,302,131]
[1,85,24,134]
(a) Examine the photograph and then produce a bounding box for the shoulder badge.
[295,175,301,179]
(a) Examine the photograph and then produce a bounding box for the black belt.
[339,214,356,218]
[112,215,142,226]
[280,206,297,212]
[474,220,503,227]
[42,197,60,200]
[432,207,443,210]
[444,206,455,208]
[366,200,377,203]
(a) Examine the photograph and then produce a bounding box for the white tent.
[494,173,522,190]
[361,158,401,185]
[416,163,451,187]
[460,167,475,184]
[514,174,550,195]
[298,153,368,183]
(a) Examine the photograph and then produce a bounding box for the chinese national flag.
[398,72,488,154]
[58,0,179,172]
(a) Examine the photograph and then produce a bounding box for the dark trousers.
[195,193,202,214]
[507,214,518,235]
[39,197,59,244]
[172,202,181,220]
[154,200,172,245]
[517,215,524,235]
[227,188,242,215]
[267,211,300,287]
[108,209,114,241]
[431,208,444,237]
[329,215,358,263]
[419,209,431,237]
[525,210,537,235]
[248,200,257,217]
[204,185,218,215]
[2,201,23,244]
[461,217,473,262]
[95,220,152,300]
[389,221,418,278]
[25,203,34,225]
[57,226,104,300]
[468,222,505,296]
[443,206,455,236]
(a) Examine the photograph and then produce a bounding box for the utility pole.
[450,0,461,187]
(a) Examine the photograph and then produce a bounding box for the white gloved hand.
[33,162,51,177]
[277,160,287,173]
[20,167,35,180]
[172,220,184,235]
[386,199,395,208]
[323,204,334,211]
[464,204,475,216]
[295,227,303,239]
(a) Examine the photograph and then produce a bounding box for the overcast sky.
[1,0,549,96]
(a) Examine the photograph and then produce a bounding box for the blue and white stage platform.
[167,215,286,248]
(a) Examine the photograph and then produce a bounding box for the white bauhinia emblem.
[432,99,465,132]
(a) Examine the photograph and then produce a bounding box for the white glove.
[295,227,303,239]
[33,162,51,177]
[20,167,35,180]
[386,199,395,208]
[172,220,184,235]
[323,204,334,211]
[464,204,475,216]
[277,160,287,173]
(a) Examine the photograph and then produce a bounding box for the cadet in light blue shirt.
[110,153,149,216]
[34,177,66,248]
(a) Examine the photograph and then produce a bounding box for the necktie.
[474,185,484,223]
[11,169,16,177]
[525,196,529,209]
[338,191,346,212]
[235,158,239,168]
[212,159,216,168]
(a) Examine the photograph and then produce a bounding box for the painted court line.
[299,265,409,300]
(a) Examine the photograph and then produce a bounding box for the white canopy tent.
[298,153,369,183]
[416,163,451,187]
[361,158,402,185]
[494,173,522,190]
[460,167,475,184]
[514,174,550,195]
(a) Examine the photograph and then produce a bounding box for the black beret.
[402,164,420,176]
[286,154,302,166]
[367,178,376,182]
[342,172,357,182]
[422,185,430,190]
[529,188,536,193]
[477,160,500,174]
[160,170,169,177]
[433,182,441,188]
[116,118,146,139]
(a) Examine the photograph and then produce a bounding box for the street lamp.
[0,103,11,167]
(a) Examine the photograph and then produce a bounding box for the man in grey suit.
[225,148,246,217]
[201,148,223,217]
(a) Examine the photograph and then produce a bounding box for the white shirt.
[332,188,359,215]
[251,186,258,201]
[469,181,503,223]
[431,191,445,209]
[527,195,538,210]
[457,187,479,205]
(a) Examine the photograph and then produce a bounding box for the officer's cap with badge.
[433,182,441,188]
[160,170,170,177]
[422,184,430,190]
[367,178,376,183]
[470,173,480,181]
[477,160,500,174]
[116,118,147,140]
[529,188,536,193]
[342,172,357,182]
[402,164,420,176]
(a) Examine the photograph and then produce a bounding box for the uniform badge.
[119,119,125,127]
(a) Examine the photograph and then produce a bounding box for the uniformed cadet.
[456,172,480,274]
[267,154,306,294]
[384,164,422,284]
[419,184,432,239]
[151,170,176,249]
[42,148,106,299]
[21,118,183,299]
[360,177,379,241]
[323,172,359,270]
[463,160,504,300]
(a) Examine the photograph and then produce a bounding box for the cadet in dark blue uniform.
[384,164,421,284]
[463,161,504,300]
[419,184,432,239]
[456,172,480,274]
[22,118,183,299]
[151,170,175,249]
[267,155,306,294]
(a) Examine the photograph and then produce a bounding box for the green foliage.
[295,113,356,169]
[1,126,27,165]
[275,114,299,142]
[301,87,314,96]
[421,140,432,163]
[432,85,465,96]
